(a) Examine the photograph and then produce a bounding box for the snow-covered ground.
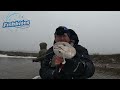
[0,54,36,59]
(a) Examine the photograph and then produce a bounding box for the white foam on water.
[0,54,36,59]
[32,76,40,79]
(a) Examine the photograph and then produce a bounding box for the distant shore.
[0,50,120,63]
[0,50,38,57]
[1,50,120,57]
[0,54,36,59]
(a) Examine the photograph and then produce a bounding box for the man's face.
[55,33,70,43]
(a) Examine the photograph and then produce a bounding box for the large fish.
[53,42,76,64]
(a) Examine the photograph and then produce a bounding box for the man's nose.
[59,37,64,41]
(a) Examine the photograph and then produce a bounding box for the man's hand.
[32,59,35,62]
[51,55,64,67]
[32,59,39,62]
[54,56,64,65]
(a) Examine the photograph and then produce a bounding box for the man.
[33,42,47,66]
[40,26,95,79]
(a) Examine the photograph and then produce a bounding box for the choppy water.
[0,57,40,79]
[0,57,120,79]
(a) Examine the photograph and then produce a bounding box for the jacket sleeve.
[39,47,57,79]
[62,45,95,79]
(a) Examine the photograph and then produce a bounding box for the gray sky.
[0,11,120,54]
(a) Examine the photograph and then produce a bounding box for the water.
[0,57,120,79]
[0,57,40,79]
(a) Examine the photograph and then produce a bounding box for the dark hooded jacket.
[40,29,95,79]
[33,42,47,63]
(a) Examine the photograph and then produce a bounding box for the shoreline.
[0,50,38,57]
[0,54,36,59]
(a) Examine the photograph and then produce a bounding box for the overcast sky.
[0,11,120,54]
